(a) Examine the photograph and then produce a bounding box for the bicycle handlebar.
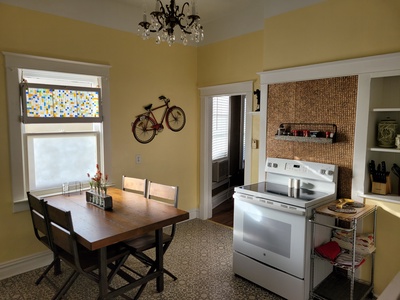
[158,95,170,103]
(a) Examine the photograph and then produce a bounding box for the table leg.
[54,256,62,275]
[99,247,107,299]
[155,228,164,292]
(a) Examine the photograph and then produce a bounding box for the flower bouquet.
[86,164,112,210]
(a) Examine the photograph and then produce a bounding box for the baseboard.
[0,250,53,281]
[187,208,199,219]
[212,188,234,209]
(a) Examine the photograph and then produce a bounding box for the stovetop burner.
[236,182,329,201]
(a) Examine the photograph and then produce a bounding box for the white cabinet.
[356,74,400,202]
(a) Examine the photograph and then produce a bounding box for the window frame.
[4,52,111,213]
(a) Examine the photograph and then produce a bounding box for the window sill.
[13,199,29,213]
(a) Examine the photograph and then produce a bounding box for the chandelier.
[137,0,204,46]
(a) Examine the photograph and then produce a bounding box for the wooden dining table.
[45,187,189,299]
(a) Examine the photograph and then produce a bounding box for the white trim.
[3,52,111,212]
[259,52,400,85]
[379,271,400,300]
[258,52,400,195]
[199,81,253,219]
[0,250,53,281]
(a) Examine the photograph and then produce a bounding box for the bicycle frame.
[136,99,172,131]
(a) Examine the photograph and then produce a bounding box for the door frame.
[199,81,254,219]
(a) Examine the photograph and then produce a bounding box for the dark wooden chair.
[45,203,130,300]
[122,181,179,298]
[122,175,148,197]
[27,192,61,285]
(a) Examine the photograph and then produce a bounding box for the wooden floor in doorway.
[209,197,233,227]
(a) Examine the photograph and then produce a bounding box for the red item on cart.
[315,241,341,261]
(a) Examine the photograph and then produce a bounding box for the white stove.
[233,157,338,300]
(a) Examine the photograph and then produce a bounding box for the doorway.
[199,81,253,220]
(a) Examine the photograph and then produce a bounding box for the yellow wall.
[0,3,198,262]
[197,31,263,88]
[365,200,400,295]
[263,0,400,70]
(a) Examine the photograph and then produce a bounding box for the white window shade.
[26,133,99,193]
[212,96,230,160]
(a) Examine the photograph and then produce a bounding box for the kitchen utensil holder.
[371,175,391,195]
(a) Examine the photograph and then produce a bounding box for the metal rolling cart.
[309,200,377,300]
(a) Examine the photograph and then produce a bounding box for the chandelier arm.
[181,2,190,12]
[138,21,151,30]
[151,12,166,32]
[174,2,191,32]
[186,15,200,28]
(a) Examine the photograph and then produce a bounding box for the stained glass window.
[21,83,102,123]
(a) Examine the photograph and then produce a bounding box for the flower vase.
[97,186,102,206]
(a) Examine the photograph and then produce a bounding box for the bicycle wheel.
[132,116,157,144]
[166,106,186,132]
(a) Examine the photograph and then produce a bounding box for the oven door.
[233,192,307,279]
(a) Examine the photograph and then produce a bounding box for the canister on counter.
[377,118,398,148]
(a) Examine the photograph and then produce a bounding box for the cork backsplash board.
[266,76,358,198]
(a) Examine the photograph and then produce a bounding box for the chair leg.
[107,254,130,283]
[120,264,145,278]
[131,252,177,281]
[53,257,61,275]
[35,255,62,285]
[163,268,177,281]
[133,265,157,300]
[35,259,57,285]
[52,271,79,300]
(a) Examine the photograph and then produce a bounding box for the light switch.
[135,154,142,164]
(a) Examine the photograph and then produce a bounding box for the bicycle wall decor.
[131,95,186,144]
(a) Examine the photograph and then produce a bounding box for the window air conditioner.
[212,158,229,182]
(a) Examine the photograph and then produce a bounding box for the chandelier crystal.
[138,0,204,46]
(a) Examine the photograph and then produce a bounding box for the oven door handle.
[234,194,305,216]
[256,197,305,216]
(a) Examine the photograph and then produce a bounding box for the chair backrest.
[45,203,82,269]
[122,175,148,197]
[147,181,179,238]
[147,181,178,208]
[27,192,52,247]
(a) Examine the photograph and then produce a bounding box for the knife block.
[371,175,391,195]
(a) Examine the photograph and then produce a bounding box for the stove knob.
[328,170,334,176]
[273,163,278,168]
[320,169,326,175]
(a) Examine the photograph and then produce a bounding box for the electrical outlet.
[135,154,142,164]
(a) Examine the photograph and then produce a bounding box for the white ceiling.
[0,0,326,45]
[118,0,264,23]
